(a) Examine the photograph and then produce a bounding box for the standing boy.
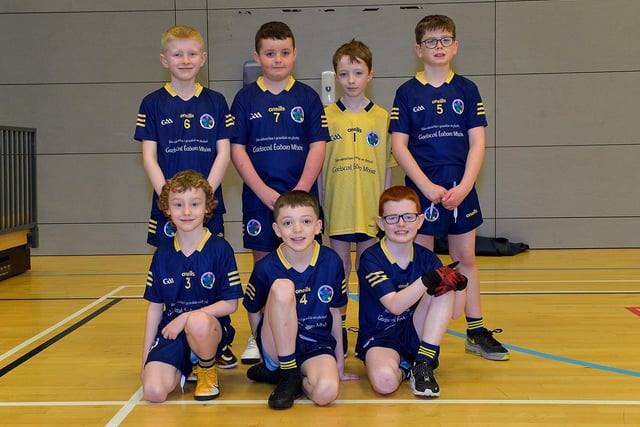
[322,39,395,356]
[390,15,509,361]
[231,21,329,363]
[140,170,243,402]
[356,186,467,397]
[243,191,357,409]
[134,25,238,367]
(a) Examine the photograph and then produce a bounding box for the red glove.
[421,261,468,297]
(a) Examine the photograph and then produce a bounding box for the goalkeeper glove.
[421,261,468,297]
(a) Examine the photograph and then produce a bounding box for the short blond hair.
[161,25,205,52]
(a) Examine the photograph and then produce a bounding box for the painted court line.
[105,387,144,427]
[447,330,640,377]
[0,286,126,363]
[1,398,639,407]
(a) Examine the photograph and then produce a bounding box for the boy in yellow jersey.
[321,39,395,356]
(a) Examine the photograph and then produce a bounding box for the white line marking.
[105,387,143,427]
[0,286,126,363]
[0,398,639,406]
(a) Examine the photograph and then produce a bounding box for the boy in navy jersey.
[134,24,238,368]
[141,170,243,402]
[390,15,509,361]
[356,186,467,397]
[242,191,357,409]
[231,21,329,365]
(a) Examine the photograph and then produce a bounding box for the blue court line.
[447,329,640,377]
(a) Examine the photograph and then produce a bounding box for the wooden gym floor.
[0,249,639,426]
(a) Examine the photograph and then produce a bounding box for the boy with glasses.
[390,14,510,361]
[356,186,467,397]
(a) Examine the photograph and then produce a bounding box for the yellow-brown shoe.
[194,365,220,400]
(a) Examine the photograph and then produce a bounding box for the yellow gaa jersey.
[322,100,395,238]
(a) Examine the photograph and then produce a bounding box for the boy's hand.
[340,371,360,381]
[421,261,468,297]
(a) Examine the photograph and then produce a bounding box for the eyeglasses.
[419,37,455,49]
[381,213,419,225]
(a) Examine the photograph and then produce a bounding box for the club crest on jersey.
[317,285,334,303]
[452,99,464,115]
[290,106,304,123]
[200,114,215,129]
[201,272,215,289]
[164,221,177,237]
[366,131,380,147]
[246,219,262,236]
[424,204,440,222]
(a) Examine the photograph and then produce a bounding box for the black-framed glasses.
[419,36,455,49]
[382,213,419,224]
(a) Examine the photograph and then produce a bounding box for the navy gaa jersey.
[230,76,330,210]
[144,230,243,334]
[389,71,487,184]
[243,241,347,343]
[356,238,442,345]
[134,83,236,214]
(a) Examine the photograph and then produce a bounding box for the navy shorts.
[145,325,233,376]
[256,319,336,371]
[416,185,483,238]
[356,319,420,368]
[330,233,373,243]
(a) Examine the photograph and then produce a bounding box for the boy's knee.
[369,368,401,395]
[185,311,218,339]
[269,279,295,302]
[143,383,169,403]
[309,378,339,406]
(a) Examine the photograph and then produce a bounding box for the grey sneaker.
[465,328,510,361]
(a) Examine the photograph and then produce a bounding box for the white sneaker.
[240,335,261,365]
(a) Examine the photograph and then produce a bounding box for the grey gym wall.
[0,0,638,255]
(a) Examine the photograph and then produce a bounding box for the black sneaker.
[465,328,510,361]
[409,360,440,397]
[268,370,303,409]
[216,345,239,369]
[247,362,281,384]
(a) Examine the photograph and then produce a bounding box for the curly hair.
[157,170,217,223]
